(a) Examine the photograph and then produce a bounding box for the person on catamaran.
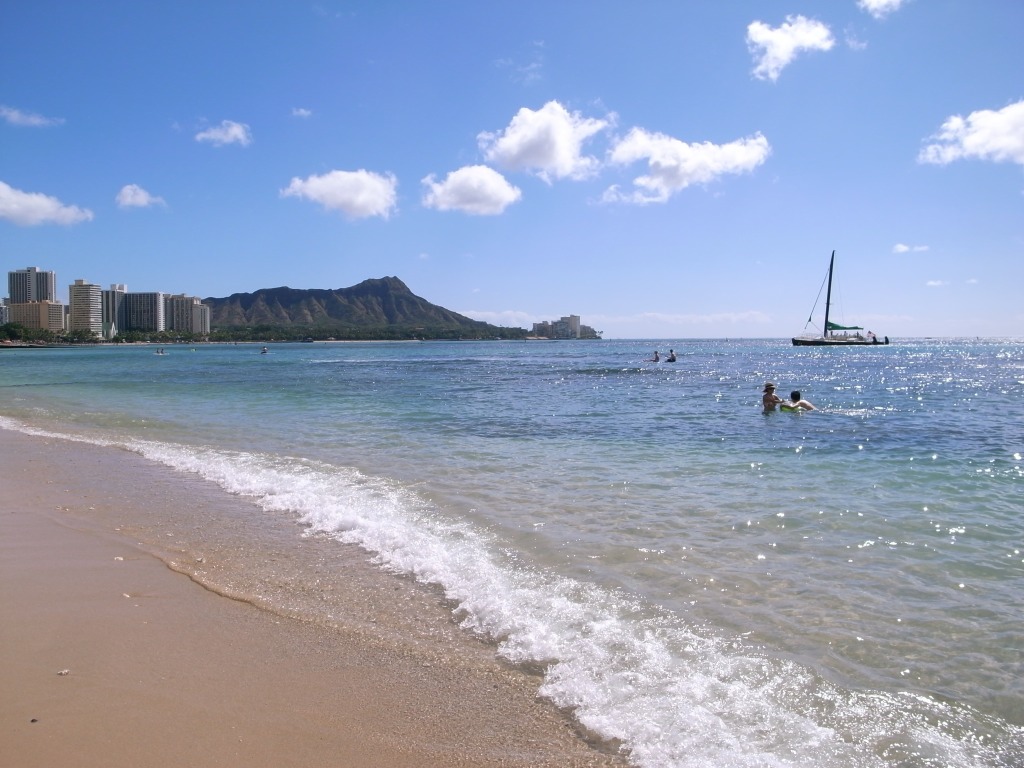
[666,349,677,362]
[646,350,660,362]
[781,391,816,411]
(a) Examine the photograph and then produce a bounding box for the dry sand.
[0,430,627,768]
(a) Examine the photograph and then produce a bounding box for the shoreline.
[0,429,626,768]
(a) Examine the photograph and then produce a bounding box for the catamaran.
[791,250,889,346]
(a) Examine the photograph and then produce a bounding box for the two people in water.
[646,349,677,363]
[763,382,815,412]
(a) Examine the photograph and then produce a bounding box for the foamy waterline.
[3,416,1019,767]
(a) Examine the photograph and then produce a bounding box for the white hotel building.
[68,279,103,337]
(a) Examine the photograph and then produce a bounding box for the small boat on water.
[792,250,889,347]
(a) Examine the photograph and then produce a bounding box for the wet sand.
[0,430,626,768]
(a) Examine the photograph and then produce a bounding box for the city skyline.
[4,266,209,338]
[2,2,1022,338]
[3,265,202,305]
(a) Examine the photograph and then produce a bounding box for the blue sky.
[2,0,1022,338]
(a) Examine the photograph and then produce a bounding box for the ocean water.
[2,338,1022,767]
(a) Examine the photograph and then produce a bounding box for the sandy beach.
[0,430,626,768]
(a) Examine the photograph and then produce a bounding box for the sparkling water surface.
[2,338,1022,767]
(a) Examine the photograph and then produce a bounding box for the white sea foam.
[128,440,864,766]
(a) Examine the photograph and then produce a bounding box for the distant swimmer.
[780,390,816,411]
[762,382,783,412]
[666,349,677,362]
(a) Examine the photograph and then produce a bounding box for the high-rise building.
[530,314,600,339]
[8,300,65,332]
[102,284,127,340]
[123,292,166,332]
[193,302,210,335]
[8,267,57,304]
[68,279,103,337]
[164,294,210,335]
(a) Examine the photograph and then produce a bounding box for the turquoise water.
[2,339,1022,766]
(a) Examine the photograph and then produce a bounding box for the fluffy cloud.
[116,184,165,208]
[918,100,1024,166]
[892,243,929,253]
[195,120,253,147]
[605,129,771,204]
[292,107,312,118]
[858,0,905,19]
[747,15,834,82]
[280,169,398,219]
[478,101,610,182]
[0,105,64,127]
[421,165,522,215]
[0,180,93,226]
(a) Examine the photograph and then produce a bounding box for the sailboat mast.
[823,250,835,339]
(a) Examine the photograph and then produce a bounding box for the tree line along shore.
[0,322,533,345]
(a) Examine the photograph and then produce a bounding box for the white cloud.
[292,107,312,118]
[495,40,546,85]
[116,184,165,208]
[747,15,834,82]
[892,243,929,253]
[925,280,948,287]
[421,165,522,215]
[918,100,1024,166]
[636,310,774,326]
[604,128,771,204]
[478,100,610,182]
[0,180,93,226]
[0,105,65,127]
[858,0,905,20]
[590,310,774,335]
[280,169,398,219]
[845,33,869,52]
[195,120,253,147]
[459,309,540,328]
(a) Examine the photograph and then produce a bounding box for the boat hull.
[792,337,889,346]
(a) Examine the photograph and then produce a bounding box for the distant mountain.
[203,277,517,337]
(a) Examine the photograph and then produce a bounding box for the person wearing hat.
[762,382,783,412]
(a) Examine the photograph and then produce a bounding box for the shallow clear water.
[2,338,1022,767]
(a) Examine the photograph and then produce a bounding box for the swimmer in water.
[781,390,816,411]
